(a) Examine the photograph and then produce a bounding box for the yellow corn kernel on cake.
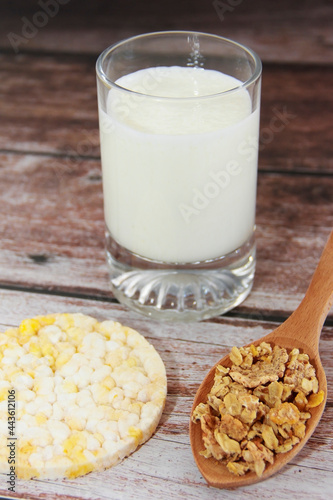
[0,313,167,479]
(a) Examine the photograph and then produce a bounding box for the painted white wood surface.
[0,290,332,500]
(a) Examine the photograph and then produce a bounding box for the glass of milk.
[96,31,262,321]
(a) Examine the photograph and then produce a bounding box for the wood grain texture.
[0,290,332,500]
[0,152,332,317]
[0,54,333,173]
[0,0,332,64]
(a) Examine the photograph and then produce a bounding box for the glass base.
[106,233,255,322]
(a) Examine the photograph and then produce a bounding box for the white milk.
[99,66,259,263]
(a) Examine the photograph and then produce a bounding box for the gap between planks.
[0,281,321,327]
[1,149,333,178]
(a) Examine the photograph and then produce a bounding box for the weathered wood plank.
[0,54,332,173]
[0,0,332,64]
[0,153,332,317]
[259,64,333,173]
[0,290,331,500]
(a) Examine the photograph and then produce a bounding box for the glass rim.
[96,30,262,101]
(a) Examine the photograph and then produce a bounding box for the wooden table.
[0,1,332,499]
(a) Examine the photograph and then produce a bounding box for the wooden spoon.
[190,230,333,489]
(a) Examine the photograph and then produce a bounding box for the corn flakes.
[192,342,324,477]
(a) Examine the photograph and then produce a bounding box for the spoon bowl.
[190,231,333,488]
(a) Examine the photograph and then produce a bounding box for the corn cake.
[0,313,167,479]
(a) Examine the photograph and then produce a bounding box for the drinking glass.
[96,31,262,321]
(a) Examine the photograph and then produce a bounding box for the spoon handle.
[285,230,333,345]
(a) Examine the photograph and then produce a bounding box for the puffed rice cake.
[0,313,167,479]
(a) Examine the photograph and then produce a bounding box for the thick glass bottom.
[106,232,256,322]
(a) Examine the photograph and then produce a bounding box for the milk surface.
[99,66,259,263]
